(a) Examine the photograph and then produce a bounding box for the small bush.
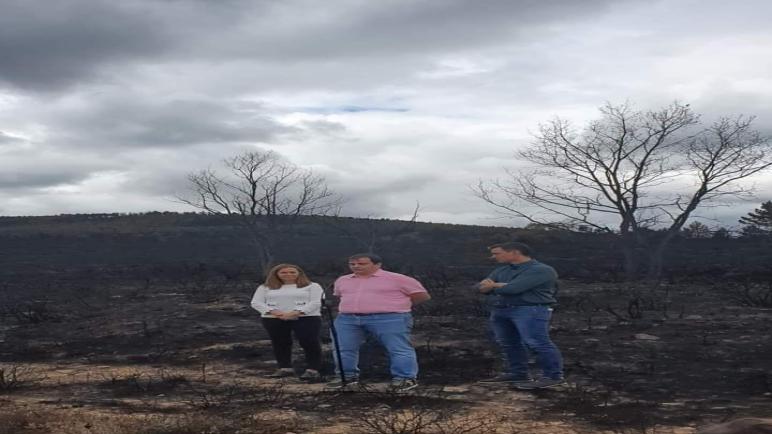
[726,280,772,307]
[0,364,42,392]
[98,369,188,397]
[353,406,507,434]
[184,381,287,410]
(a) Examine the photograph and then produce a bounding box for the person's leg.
[489,308,530,379]
[332,314,365,379]
[291,316,323,372]
[512,306,563,379]
[261,317,293,369]
[364,313,418,380]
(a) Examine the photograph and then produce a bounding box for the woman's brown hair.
[264,263,311,289]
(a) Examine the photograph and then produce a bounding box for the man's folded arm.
[494,268,555,295]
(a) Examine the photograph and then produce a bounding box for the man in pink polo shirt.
[326,253,430,392]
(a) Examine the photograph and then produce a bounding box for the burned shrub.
[0,364,43,392]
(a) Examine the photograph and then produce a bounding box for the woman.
[250,263,324,381]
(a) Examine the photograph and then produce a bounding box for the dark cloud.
[0,173,81,190]
[212,0,627,61]
[0,0,626,93]
[0,165,98,190]
[0,134,107,190]
[0,0,175,91]
[46,97,294,149]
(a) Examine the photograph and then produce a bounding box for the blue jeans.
[489,305,563,380]
[332,313,418,380]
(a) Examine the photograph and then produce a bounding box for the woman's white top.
[250,282,324,318]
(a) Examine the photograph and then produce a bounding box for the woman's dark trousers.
[261,316,322,371]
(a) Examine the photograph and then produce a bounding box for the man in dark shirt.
[477,242,564,389]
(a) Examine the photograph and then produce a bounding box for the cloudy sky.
[1,0,771,228]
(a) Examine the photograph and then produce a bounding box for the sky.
[1,0,771,228]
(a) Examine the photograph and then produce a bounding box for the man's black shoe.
[514,377,566,390]
[477,374,533,385]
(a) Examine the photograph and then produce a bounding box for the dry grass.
[0,407,308,434]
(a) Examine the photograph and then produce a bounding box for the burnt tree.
[178,150,342,272]
[474,102,772,279]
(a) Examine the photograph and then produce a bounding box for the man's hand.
[410,292,431,306]
[477,279,501,294]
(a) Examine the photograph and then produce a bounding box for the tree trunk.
[646,232,678,281]
[256,242,274,277]
[646,245,665,281]
[619,226,641,280]
[622,244,639,280]
[240,217,276,277]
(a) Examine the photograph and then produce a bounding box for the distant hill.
[0,212,768,281]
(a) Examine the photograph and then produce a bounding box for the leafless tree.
[178,150,343,272]
[473,102,772,279]
[682,221,712,239]
[410,200,421,223]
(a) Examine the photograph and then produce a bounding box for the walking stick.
[321,283,347,386]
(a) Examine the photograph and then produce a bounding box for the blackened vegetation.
[1,212,770,280]
[0,213,770,432]
[725,279,772,308]
[546,282,772,430]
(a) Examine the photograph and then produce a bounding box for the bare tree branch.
[473,101,772,279]
[176,150,343,271]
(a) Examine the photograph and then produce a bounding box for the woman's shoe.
[266,368,295,378]
[299,369,322,382]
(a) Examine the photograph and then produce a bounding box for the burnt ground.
[0,274,770,433]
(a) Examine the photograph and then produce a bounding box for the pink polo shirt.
[334,269,428,314]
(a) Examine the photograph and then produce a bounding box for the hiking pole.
[321,283,347,386]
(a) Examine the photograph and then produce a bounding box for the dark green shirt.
[486,259,558,307]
